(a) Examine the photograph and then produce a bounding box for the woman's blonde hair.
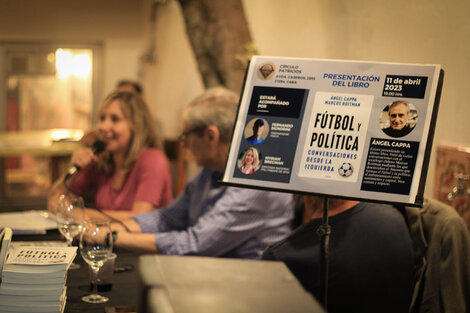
[240,147,260,171]
[97,91,162,174]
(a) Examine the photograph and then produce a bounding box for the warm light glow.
[55,49,73,79]
[7,76,19,90]
[47,52,55,63]
[72,54,92,78]
[50,129,84,141]
[55,49,92,79]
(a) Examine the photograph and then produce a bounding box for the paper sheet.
[0,211,57,235]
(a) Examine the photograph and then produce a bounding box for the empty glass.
[79,220,113,304]
[56,193,85,269]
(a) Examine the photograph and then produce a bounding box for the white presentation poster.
[222,56,443,206]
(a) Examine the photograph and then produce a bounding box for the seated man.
[402,197,470,313]
[109,87,294,258]
[262,196,415,313]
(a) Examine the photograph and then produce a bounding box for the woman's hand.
[70,148,99,170]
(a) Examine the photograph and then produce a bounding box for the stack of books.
[0,244,77,313]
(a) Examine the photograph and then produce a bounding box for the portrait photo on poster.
[257,62,276,80]
[244,118,269,144]
[380,100,418,138]
[237,147,262,175]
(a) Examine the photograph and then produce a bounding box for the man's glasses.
[178,126,206,142]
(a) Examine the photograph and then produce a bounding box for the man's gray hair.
[388,100,410,114]
[184,87,239,143]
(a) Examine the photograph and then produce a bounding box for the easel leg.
[316,196,331,308]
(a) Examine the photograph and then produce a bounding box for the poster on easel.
[222,56,443,206]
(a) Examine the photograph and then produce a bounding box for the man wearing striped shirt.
[109,87,294,259]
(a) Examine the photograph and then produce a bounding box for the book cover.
[5,245,77,266]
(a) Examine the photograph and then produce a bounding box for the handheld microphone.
[64,140,106,182]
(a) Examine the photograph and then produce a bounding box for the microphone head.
[91,140,106,154]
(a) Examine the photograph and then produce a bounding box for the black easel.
[316,197,331,308]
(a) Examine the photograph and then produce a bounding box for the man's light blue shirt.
[133,168,294,259]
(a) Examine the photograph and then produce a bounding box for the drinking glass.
[79,220,113,304]
[56,193,85,269]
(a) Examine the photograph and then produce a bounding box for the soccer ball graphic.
[338,162,353,177]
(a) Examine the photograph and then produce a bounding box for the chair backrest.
[163,139,197,198]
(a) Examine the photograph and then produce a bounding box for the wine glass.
[79,220,113,304]
[56,193,85,269]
